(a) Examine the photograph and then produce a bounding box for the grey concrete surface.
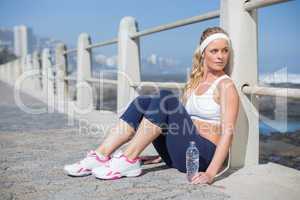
[1,81,300,200]
[0,81,229,200]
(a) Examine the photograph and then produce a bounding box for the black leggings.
[120,89,216,172]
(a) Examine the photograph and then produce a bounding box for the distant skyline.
[1,0,300,75]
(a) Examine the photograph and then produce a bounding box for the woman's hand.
[191,171,214,185]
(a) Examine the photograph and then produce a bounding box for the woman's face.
[203,38,230,72]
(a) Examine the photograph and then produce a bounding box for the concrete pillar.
[117,16,141,115]
[2,64,7,82]
[118,17,157,156]
[8,61,13,83]
[13,25,26,82]
[274,68,288,132]
[42,48,55,110]
[8,62,14,84]
[55,43,68,111]
[23,54,34,90]
[26,55,33,71]
[14,59,22,82]
[22,55,29,73]
[7,59,20,84]
[220,0,259,167]
[76,33,93,110]
[1,64,5,82]
[0,64,3,81]
[20,56,27,79]
[33,51,42,90]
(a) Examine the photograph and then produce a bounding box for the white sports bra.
[184,74,230,124]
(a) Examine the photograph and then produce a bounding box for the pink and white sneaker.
[92,151,142,180]
[64,150,110,177]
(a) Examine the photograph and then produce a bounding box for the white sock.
[95,150,109,160]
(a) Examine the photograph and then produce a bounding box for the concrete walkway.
[0,81,299,200]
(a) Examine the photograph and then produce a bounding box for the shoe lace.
[105,153,123,169]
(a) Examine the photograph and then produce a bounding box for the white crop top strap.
[206,74,230,93]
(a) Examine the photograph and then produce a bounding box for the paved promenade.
[0,81,299,200]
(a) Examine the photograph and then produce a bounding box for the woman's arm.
[192,79,239,184]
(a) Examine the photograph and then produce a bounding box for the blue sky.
[1,0,300,75]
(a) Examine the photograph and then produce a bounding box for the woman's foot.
[92,151,142,180]
[64,150,110,177]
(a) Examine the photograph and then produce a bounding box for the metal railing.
[63,48,77,55]
[242,85,300,100]
[64,76,77,81]
[130,10,220,38]
[86,77,118,85]
[124,10,221,95]
[62,37,118,84]
[244,0,293,11]
[241,0,299,100]
[86,38,118,50]
[130,81,185,90]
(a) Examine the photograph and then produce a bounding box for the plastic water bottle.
[186,141,199,182]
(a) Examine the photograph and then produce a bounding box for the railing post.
[24,55,32,72]
[20,56,27,79]
[5,62,13,84]
[14,59,22,83]
[117,16,141,115]
[32,51,42,90]
[7,61,13,84]
[23,54,34,90]
[117,17,157,156]
[76,33,93,110]
[42,48,55,110]
[0,64,3,81]
[220,0,259,167]
[55,43,68,111]
[2,62,8,83]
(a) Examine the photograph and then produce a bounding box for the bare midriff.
[192,119,221,146]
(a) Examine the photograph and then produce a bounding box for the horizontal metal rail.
[63,48,77,55]
[130,10,220,39]
[86,77,118,85]
[244,0,293,11]
[130,81,185,89]
[242,85,300,99]
[64,76,118,85]
[86,38,118,50]
[61,11,219,54]
[64,76,77,81]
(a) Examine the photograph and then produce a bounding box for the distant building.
[13,25,36,58]
[14,25,28,57]
[0,28,14,52]
[1,25,65,58]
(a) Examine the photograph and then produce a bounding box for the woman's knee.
[158,89,183,111]
[156,90,177,105]
[132,95,152,110]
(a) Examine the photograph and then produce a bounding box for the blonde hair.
[181,27,231,105]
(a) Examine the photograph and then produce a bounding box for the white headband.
[195,33,231,54]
